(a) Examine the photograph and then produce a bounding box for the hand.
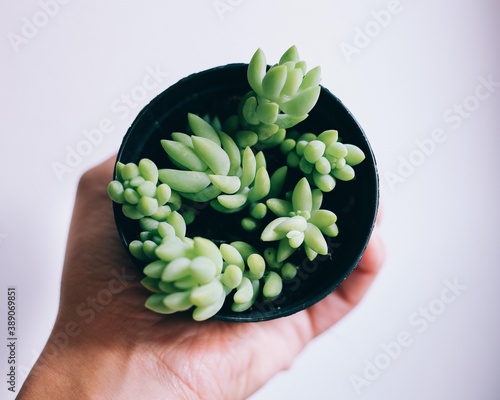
[18,157,385,400]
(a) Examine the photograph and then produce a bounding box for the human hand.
[18,157,385,400]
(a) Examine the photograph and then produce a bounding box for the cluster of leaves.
[107,46,365,321]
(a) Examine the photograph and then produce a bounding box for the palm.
[55,158,383,399]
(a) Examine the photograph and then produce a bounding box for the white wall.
[1,1,499,399]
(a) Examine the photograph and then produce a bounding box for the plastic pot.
[113,63,379,322]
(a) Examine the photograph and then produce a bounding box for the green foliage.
[107,46,365,320]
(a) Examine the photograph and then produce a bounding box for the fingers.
[376,201,383,224]
[304,228,385,337]
[65,155,125,268]
[76,155,117,194]
[334,229,385,307]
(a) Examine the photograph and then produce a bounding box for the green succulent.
[240,45,322,146]
[142,236,227,321]
[107,46,366,321]
[107,159,176,220]
[127,214,186,262]
[281,129,366,192]
[142,234,288,320]
[263,247,298,281]
[157,113,273,213]
[262,177,338,262]
[158,113,234,199]
[210,146,270,213]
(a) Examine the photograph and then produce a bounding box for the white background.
[1,0,499,399]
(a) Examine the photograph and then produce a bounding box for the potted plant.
[107,46,379,322]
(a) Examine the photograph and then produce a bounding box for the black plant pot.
[113,63,379,322]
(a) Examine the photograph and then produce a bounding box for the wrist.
[18,327,195,399]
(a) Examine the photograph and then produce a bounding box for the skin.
[18,157,385,400]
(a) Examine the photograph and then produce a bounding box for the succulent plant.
[210,145,270,213]
[107,46,366,321]
[262,177,338,262]
[240,45,322,147]
[140,229,288,320]
[280,130,366,192]
[127,215,186,262]
[142,236,226,321]
[107,159,177,220]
